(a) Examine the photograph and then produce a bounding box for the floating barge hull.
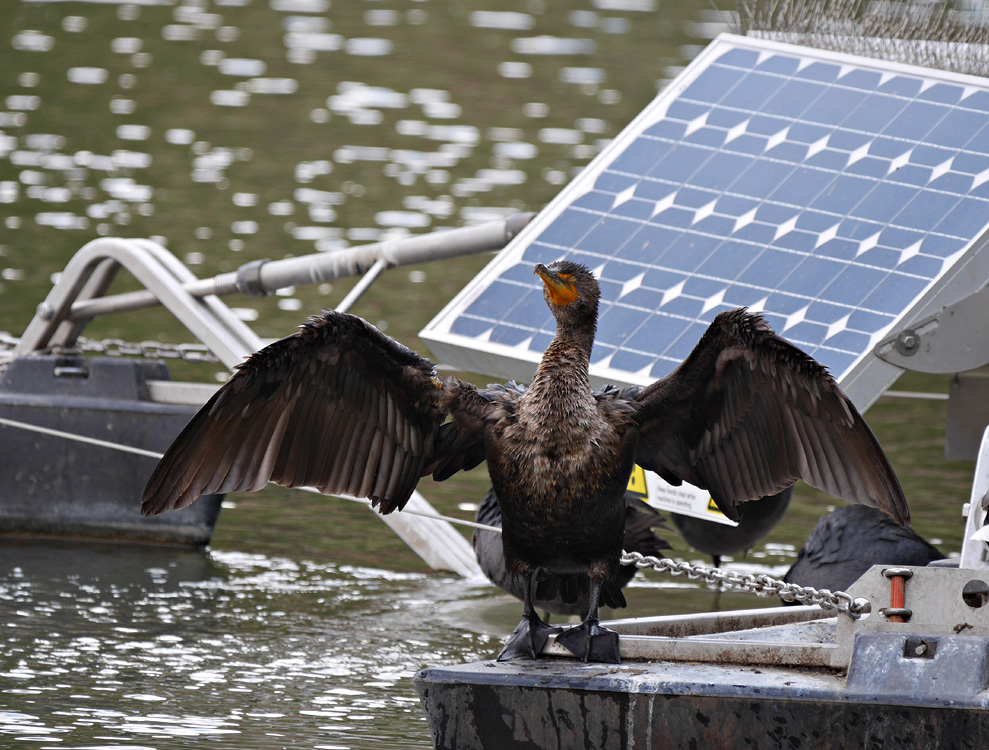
[416,566,989,750]
[0,354,222,545]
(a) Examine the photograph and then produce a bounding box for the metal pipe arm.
[68,214,534,320]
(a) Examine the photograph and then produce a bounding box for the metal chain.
[620,550,872,620]
[73,336,219,363]
[0,332,218,363]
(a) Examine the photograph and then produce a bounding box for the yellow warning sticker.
[626,464,648,498]
[707,497,725,516]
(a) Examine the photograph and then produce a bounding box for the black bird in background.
[143,260,908,664]
[672,487,793,568]
[473,487,672,618]
[784,505,942,594]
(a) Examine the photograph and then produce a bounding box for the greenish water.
[0,1,976,748]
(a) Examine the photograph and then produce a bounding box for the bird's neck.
[530,328,593,397]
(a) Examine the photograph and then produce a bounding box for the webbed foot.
[497,614,560,661]
[556,620,620,664]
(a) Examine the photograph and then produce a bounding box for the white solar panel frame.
[422,33,989,411]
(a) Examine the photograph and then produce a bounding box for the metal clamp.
[234,258,269,297]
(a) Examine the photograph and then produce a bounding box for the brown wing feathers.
[141,311,450,517]
[634,309,908,525]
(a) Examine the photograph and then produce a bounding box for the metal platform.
[417,565,989,749]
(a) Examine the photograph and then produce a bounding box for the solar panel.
[422,33,989,416]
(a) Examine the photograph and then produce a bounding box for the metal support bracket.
[874,284,989,374]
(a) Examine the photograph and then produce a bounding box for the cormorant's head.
[534,260,600,334]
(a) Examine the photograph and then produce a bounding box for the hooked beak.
[535,264,578,306]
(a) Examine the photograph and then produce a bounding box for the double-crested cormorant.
[143,260,908,664]
[473,487,672,618]
[783,505,941,595]
[672,487,793,568]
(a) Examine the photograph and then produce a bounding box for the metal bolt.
[915,642,927,656]
[895,329,920,356]
[36,302,54,320]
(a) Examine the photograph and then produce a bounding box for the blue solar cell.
[450,316,493,338]
[685,124,732,148]
[764,79,828,117]
[932,172,980,196]
[659,233,720,272]
[619,287,665,310]
[927,108,986,149]
[737,248,801,287]
[642,119,688,141]
[773,229,818,252]
[756,53,800,75]
[651,206,697,229]
[610,349,656,374]
[891,164,941,187]
[593,170,641,195]
[597,304,653,342]
[936,197,989,237]
[675,186,719,209]
[732,160,797,197]
[877,75,923,98]
[783,256,846,296]
[577,216,645,253]
[962,90,989,112]
[846,156,895,180]
[721,71,787,110]
[534,209,600,247]
[608,137,672,176]
[489,323,535,347]
[816,237,860,261]
[707,107,751,129]
[918,234,966,258]
[896,190,961,232]
[803,87,869,125]
[715,47,761,67]
[839,217,884,241]
[863,273,929,313]
[918,82,964,105]
[884,100,948,140]
[696,241,754,278]
[851,183,922,223]
[602,259,647,283]
[910,144,956,167]
[963,121,989,154]
[811,175,876,214]
[842,93,909,133]
[616,227,680,263]
[628,316,690,357]
[785,320,829,346]
[504,289,552,325]
[836,68,882,91]
[723,133,774,156]
[691,152,754,190]
[898,254,945,279]
[680,64,748,104]
[795,61,841,83]
[820,266,886,306]
[650,144,710,182]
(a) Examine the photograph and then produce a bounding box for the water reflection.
[0,540,499,749]
[0,0,728,342]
